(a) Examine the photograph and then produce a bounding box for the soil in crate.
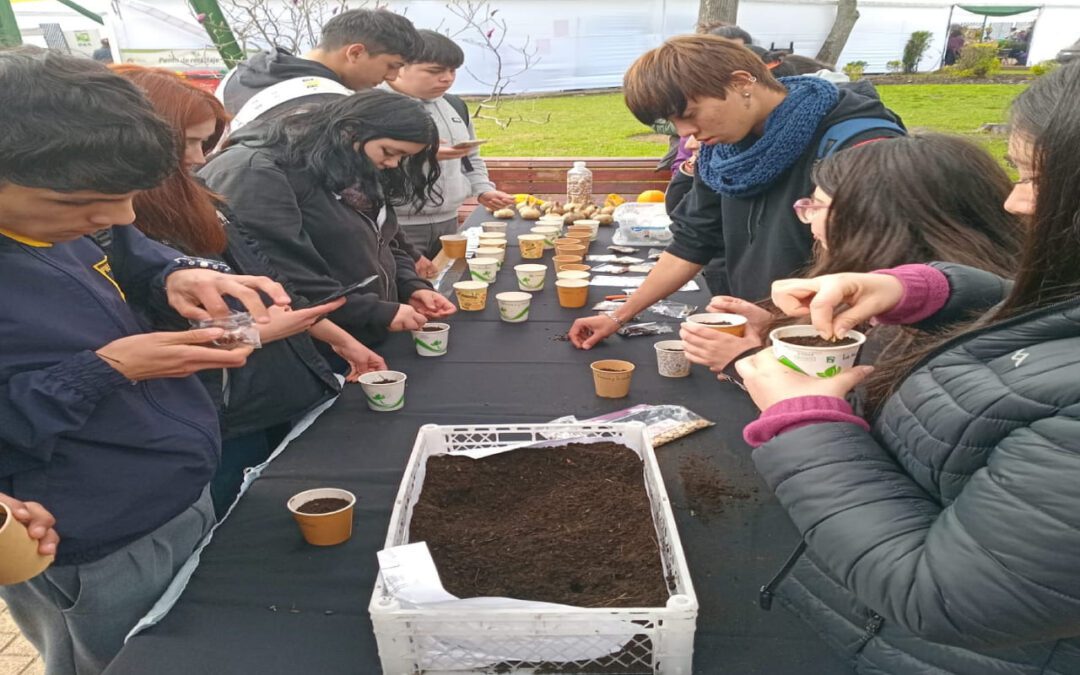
[409,441,670,608]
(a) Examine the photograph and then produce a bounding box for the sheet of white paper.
[592,275,698,291]
[587,254,644,263]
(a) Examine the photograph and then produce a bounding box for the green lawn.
[470,84,1025,169]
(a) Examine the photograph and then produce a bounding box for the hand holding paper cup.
[686,312,748,337]
[769,325,867,378]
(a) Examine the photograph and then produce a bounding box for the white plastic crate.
[369,422,698,675]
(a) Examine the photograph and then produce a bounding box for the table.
[106,209,852,675]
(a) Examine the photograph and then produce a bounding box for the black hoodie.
[666,85,904,300]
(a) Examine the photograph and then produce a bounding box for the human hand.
[415,255,439,279]
[388,304,429,332]
[0,493,59,557]
[734,348,874,411]
[95,329,254,380]
[771,273,905,339]
[331,338,388,382]
[679,322,762,372]
[255,299,345,344]
[706,296,773,335]
[568,314,620,349]
[409,290,457,318]
[165,269,290,324]
[477,190,516,210]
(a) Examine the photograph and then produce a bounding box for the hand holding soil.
[771,272,905,339]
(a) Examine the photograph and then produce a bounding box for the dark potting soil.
[296,497,350,514]
[678,454,757,522]
[420,325,445,332]
[695,319,733,326]
[593,366,628,372]
[780,335,858,347]
[410,441,670,608]
[371,377,400,385]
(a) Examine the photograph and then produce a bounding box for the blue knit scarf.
[697,76,839,198]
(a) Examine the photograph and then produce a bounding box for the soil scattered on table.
[778,335,858,347]
[296,498,350,514]
[678,454,756,521]
[410,441,670,608]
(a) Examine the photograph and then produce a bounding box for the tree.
[697,0,739,28]
[815,0,859,66]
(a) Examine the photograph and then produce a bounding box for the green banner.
[958,5,1039,17]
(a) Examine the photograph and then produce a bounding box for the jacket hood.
[235,48,339,89]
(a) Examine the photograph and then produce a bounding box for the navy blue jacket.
[0,226,220,565]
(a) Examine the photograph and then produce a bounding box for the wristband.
[173,257,233,274]
[605,311,628,327]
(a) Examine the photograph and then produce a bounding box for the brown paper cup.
[556,279,589,308]
[439,234,467,259]
[453,280,489,311]
[552,254,584,271]
[556,244,587,258]
[561,264,591,273]
[0,502,54,585]
[287,488,356,546]
[686,312,748,337]
[518,234,545,259]
[591,359,635,398]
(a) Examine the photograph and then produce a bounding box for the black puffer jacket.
[753,263,1080,674]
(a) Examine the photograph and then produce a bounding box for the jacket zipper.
[355,208,391,298]
[745,197,761,245]
[759,541,807,610]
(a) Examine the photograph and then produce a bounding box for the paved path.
[0,600,42,675]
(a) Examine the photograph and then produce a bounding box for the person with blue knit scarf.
[569,35,904,351]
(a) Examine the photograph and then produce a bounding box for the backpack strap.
[230,76,351,134]
[816,117,905,159]
[443,93,475,174]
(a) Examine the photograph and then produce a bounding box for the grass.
[470,83,1026,170]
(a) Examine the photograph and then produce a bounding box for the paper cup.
[481,221,508,234]
[564,232,592,249]
[514,263,546,292]
[474,246,505,269]
[286,488,356,546]
[556,279,589,308]
[411,322,450,357]
[496,291,532,323]
[591,359,635,398]
[538,216,564,229]
[556,244,587,258]
[0,502,54,585]
[453,280,489,311]
[518,234,545,259]
[439,234,467,259]
[770,326,867,378]
[530,226,560,250]
[560,263,591,273]
[654,340,690,378]
[575,219,600,241]
[358,370,407,411]
[478,232,508,248]
[552,254,584,271]
[467,257,499,283]
[556,270,591,282]
[554,237,577,249]
[686,312,748,337]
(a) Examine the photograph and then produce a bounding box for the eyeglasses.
[793,197,829,224]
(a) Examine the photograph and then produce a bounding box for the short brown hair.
[623,35,783,126]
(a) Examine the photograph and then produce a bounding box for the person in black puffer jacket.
[734,62,1080,674]
[115,66,388,516]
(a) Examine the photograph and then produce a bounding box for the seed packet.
[616,322,673,337]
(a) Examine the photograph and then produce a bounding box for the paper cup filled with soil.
[591,359,635,398]
[0,502,54,585]
[686,312,748,337]
[556,279,589,308]
[514,263,546,291]
[496,291,532,323]
[654,340,690,378]
[453,280,489,311]
[411,322,450,357]
[439,234,467,259]
[286,488,356,547]
[481,221,508,234]
[769,325,867,378]
[474,246,505,269]
[467,257,499,283]
[518,234,545,260]
[358,370,407,412]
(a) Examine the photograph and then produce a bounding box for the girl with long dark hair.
[199,89,456,348]
[680,133,1022,372]
[734,63,1080,673]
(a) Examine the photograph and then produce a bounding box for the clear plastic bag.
[616,322,673,337]
[592,264,630,274]
[191,311,262,350]
[647,300,697,319]
[549,404,714,448]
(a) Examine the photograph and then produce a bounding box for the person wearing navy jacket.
[0,48,290,675]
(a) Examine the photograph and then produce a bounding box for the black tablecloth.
[106,210,851,675]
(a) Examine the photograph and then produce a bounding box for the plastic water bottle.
[566,161,593,205]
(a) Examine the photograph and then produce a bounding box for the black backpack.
[444,93,475,174]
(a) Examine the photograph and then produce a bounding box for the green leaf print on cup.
[366,392,404,410]
[413,337,446,354]
[500,306,529,321]
[777,356,808,375]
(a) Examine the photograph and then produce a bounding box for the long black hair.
[258,89,441,208]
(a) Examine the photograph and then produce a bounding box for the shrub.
[886,60,903,73]
[956,42,1001,77]
[1031,60,1060,77]
[903,30,934,73]
[843,60,868,80]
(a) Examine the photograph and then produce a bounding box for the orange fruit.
[637,189,666,203]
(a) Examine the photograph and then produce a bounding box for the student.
[386,29,515,256]
[200,90,456,348]
[735,62,1080,674]
[0,47,287,674]
[680,133,1022,372]
[569,36,904,349]
[114,65,387,515]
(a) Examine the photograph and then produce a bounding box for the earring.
[743,90,751,109]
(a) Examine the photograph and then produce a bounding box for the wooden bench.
[457,157,670,223]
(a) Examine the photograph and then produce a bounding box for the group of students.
[1,8,1080,675]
